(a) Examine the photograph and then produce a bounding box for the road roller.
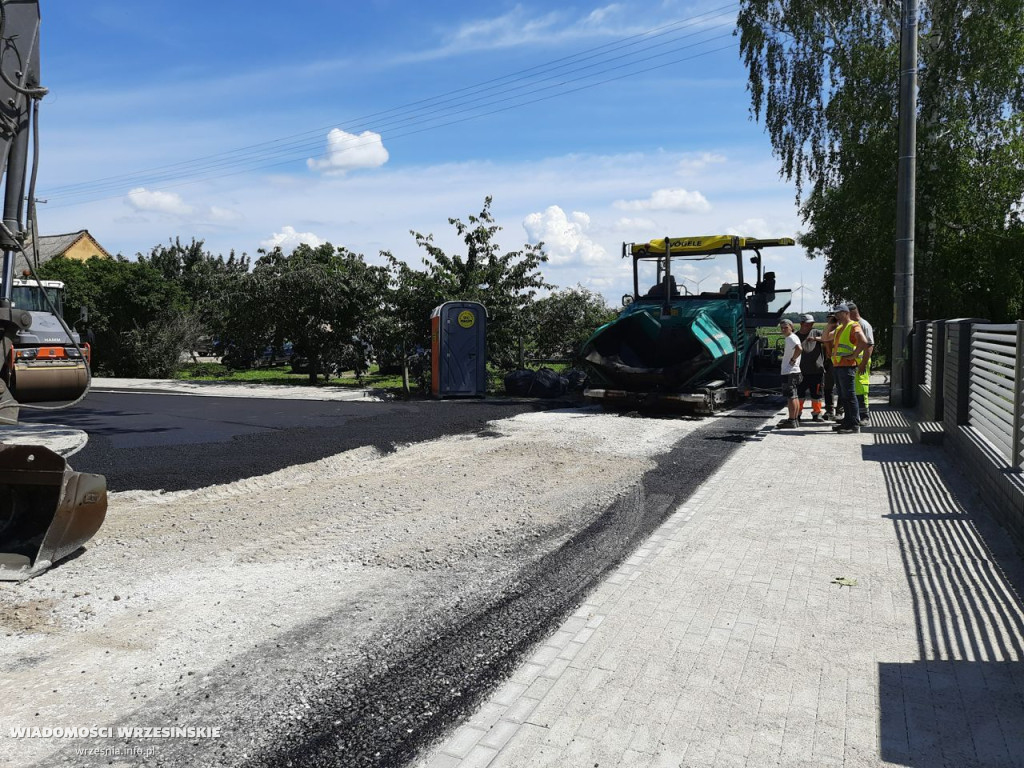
[9,278,90,402]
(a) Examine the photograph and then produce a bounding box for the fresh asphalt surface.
[19,390,565,492]
[21,389,780,768]
[253,402,780,768]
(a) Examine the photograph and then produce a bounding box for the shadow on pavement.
[867,405,1024,767]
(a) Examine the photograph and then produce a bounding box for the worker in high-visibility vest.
[827,303,870,433]
[847,302,874,425]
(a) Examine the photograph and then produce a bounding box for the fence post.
[1013,320,1024,471]
[932,320,945,421]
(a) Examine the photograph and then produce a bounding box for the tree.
[38,255,187,376]
[222,243,387,382]
[137,237,250,345]
[384,197,549,381]
[737,0,1024,343]
[527,286,617,362]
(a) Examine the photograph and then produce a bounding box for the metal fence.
[969,323,1022,468]
[910,318,1024,551]
[922,324,934,396]
[911,319,1024,471]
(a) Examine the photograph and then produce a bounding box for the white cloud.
[523,205,607,265]
[613,188,711,213]
[259,226,324,251]
[123,187,243,227]
[400,4,666,62]
[307,128,389,175]
[583,5,625,26]
[726,218,773,239]
[78,150,812,308]
[207,206,243,224]
[677,152,727,176]
[126,187,193,216]
[613,216,658,232]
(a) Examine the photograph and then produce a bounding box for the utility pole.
[891,0,918,406]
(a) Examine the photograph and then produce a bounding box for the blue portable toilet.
[430,301,487,397]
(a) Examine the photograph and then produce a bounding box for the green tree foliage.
[37,255,187,376]
[222,243,387,382]
[137,237,249,342]
[527,286,617,361]
[737,0,1024,338]
[384,196,550,376]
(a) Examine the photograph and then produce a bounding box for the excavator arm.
[0,0,107,581]
[0,0,42,420]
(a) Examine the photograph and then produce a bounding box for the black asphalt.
[102,397,777,768]
[256,404,778,768]
[23,390,779,768]
[20,391,565,492]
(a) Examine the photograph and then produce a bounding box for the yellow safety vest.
[831,321,861,367]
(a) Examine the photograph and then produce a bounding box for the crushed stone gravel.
[0,404,730,768]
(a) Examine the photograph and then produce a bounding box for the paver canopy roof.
[629,235,795,258]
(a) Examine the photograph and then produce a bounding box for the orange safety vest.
[830,321,861,367]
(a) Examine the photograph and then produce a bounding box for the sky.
[34,0,828,311]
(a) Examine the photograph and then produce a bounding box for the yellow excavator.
[0,0,107,580]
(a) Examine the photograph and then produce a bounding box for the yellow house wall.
[62,236,109,261]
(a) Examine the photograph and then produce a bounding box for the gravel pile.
[0,405,710,768]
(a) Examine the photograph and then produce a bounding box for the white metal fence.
[969,323,1023,468]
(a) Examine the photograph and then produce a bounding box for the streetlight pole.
[679,275,709,295]
[891,0,918,406]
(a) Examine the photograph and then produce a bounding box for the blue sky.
[36,0,826,310]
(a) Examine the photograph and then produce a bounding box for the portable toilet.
[431,301,487,397]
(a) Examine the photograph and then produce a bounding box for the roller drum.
[13,364,89,402]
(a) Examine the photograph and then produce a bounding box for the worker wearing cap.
[795,314,825,421]
[776,318,802,429]
[821,312,838,420]
[829,303,869,433]
[847,302,874,425]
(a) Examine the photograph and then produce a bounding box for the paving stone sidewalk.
[418,404,1024,768]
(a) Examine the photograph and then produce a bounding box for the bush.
[118,309,203,378]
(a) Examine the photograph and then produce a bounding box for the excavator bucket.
[0,443,107,581]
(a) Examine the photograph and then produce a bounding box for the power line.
[44,3,738,198]
[46,23,738,203]
[44,6,740,207]
[47,29,736,203]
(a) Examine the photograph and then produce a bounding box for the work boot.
[823,410,834,421]
[776,419,798,429]
[836,424,861,434]
[859,411,871,426]
[811,413,822,422]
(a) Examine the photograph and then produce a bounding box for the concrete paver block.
[420,404,1024,768]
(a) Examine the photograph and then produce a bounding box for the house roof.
[15,230,112,274]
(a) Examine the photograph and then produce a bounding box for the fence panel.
[969,324,1018,466]
[923,324,934,395]
[1014,321,1024,470]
